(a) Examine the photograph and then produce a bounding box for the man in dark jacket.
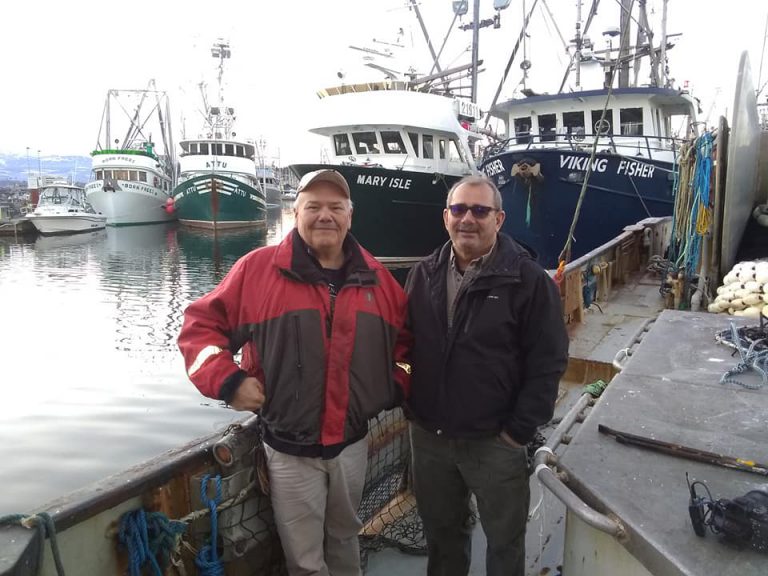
[405,175,568,576]
[179,169,411,576]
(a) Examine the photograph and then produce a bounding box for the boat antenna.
[557,0,600,93]
[659,0,670,87]
[211,39,231,107]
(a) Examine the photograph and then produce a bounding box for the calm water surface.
[0,205,295,515]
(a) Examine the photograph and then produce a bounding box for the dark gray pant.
[410,423,530,576]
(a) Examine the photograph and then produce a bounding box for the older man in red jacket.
[179,169,411,576]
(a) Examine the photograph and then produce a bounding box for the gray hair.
[445,175,503,210]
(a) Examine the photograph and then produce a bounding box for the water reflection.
[0,208,292,515]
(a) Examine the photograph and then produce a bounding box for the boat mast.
[659,0,669,87]
[574,0,583,90]
[617,0,632,88]
[471,0,480,102]
[409,0,443,75]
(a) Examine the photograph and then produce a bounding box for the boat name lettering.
[205,161,228,169]
[617,159,655,178]
[102,156,136,164]
[232,187,246,197]
[122,183,154,193]
[356,174,412,190]
[483,159,505,177]
[559,155,608,173]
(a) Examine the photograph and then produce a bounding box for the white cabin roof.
[307,90,466,136]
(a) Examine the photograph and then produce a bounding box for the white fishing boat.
[26,182,106,235]
[85,82,177,226]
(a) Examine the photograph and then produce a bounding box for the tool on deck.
[597,424,768,477]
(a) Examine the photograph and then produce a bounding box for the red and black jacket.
[179,229,411,457]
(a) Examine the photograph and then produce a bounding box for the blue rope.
[118,509,187,576]
[195,474,225,576]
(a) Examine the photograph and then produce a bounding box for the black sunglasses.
[448,203,497,219]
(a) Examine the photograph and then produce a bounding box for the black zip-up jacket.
[404,232,568,445]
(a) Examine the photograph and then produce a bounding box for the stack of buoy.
[708,261,768,318]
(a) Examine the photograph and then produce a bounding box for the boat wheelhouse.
[289,83,478,257]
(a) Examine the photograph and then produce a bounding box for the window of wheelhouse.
[225,144,235,156]
[351,132,380,155]
[448,139,463,162]
[438,139,446,159]
[190,143,199,155]
[333,134,352,156]
[407,132,419,155]
[381,131,406,154]
[129,170,139,181]
[236,145,245,157]
[620,108,643,136]
[538,113,557,142]
[422,135,434,159]
[95,170,103,180]
[138,171,147,182]
[199,143,209,155]
[212,143,223,156]
[513,117,532,144]
[563,111,585,138]
[591,109,614,135]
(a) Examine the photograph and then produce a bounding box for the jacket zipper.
[293,314,303,400]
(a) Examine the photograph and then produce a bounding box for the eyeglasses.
[447,203,497,219]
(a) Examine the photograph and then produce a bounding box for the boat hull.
[480,149,675,268]
[289,164,456,257]
[86,185,176,226]
[172,174,267,230]
[27,215,106,235]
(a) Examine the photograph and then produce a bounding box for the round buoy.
[164,197,175,214]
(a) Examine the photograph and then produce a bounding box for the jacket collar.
[274,229,379,287]
[424,232,531,280]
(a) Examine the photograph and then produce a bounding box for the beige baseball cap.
[296,169,351,198]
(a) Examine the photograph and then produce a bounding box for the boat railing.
[551,217,672,326]
[483,132,684,162]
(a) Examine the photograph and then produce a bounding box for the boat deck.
[365,267,668,576]
[560,310,767,576]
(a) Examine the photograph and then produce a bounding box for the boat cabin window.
[128,170,138,181]
[438,139,446,159]
[422,135,434,159]
[381,131,406,154]
[114,170,128,181]
[103,170,113,180]
[352,132,380,155]
[563,111,586,138]
[620,108,644,136]
[407,132,419,155]
[190,143,199,154]
[592,109,614,135]
[513,117,532,144]
[236,145,244,157]
[333,134,352,156]
[225,144,235,156]
[212,144,223,156]
[139,171,147,182]
[199,143,209,155]
[95,170,103,180]
[448,139,463,161]
[539,113,557,142]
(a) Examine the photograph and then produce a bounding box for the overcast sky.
[1,0,766,167]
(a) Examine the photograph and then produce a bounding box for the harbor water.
[0,205,294,516]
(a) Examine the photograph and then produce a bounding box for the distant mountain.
[0,152,92,185]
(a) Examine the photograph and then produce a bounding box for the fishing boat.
[26,182,106,235]
[171,40,267,230]
[479,0,698,268]
[85,83,177,226]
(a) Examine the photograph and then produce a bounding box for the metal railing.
[482,131,685,163]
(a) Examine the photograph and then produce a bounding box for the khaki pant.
[264,437,368,576]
